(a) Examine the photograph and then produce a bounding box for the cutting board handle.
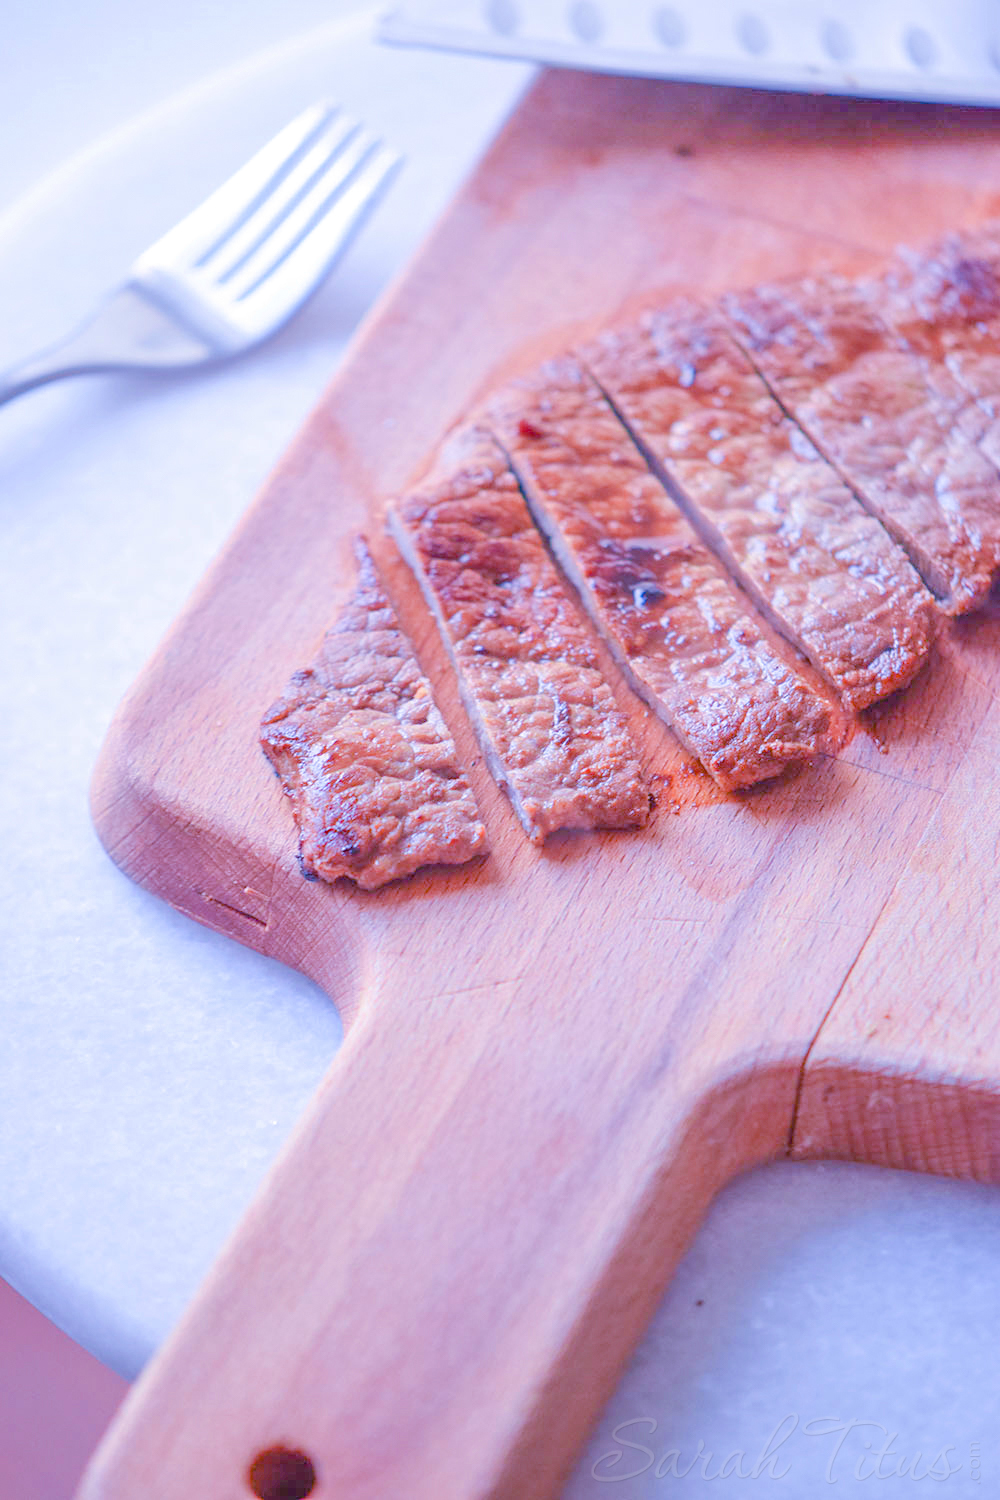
[75,949,792,1500]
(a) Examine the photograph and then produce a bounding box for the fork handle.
[0,285,214,407]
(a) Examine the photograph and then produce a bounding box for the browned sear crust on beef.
[880,221,1000,479]
[584,301,939,714]
[722,272,1000,613]
[388,428,650,843]
[488,356,845,791]
[260,541,487,889]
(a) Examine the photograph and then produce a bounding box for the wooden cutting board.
[83,71,1000,1500]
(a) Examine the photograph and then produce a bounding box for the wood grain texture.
[82,73,1000,1500]
[790,611,1000,1179]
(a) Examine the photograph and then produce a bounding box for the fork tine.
[234,144,402,328]
[206,115,364,284]
[221,130,388,301]
[134,102,340,272]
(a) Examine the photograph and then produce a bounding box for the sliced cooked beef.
[722,272,1000,613]
[583,301,939,714]
[387,428,650,843]
[880,221,1000,477]
[260,540,487,889]
[488,356,844,790]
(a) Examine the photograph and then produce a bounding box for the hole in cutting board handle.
[247,1445,317,1499]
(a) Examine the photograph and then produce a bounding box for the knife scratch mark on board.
[197,890,269,929]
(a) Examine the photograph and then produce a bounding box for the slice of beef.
[487,356,845,791]
[879,221,1000,478]
[260,540,487,890]
[387,427,650,843]
[722,272,1000,612]
[583,301,939,714]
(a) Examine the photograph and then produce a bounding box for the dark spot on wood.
[247,1446,317,1500]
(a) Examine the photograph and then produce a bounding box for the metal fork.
[0,102,402,407]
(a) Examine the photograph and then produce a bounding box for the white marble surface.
[2,3,1000,1493]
